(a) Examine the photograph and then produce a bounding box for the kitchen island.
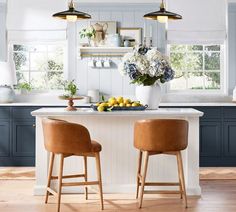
[31,108,203,196]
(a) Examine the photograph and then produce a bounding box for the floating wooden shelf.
[78,47,133,59]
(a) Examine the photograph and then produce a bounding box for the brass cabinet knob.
[33,124,36,128]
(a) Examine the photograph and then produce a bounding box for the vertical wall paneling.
[228,4,236,94]
[76,3,165,97]
[0,3,6,61]
[67,22,77,80]
[111,58,123,96]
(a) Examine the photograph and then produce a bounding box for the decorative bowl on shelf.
[59,95,84,111]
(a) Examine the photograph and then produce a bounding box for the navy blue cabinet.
[0,107,39,166]
[12,121,35,157]
[200,121,222,157]
[0,121,10,157]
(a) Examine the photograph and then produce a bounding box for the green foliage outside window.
[170,45,222,91]
[13,44,65,90]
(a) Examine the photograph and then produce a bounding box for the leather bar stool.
[134,119,188,208]
[42,118,104,212]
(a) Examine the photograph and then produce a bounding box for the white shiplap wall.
[0,2,6,61]
[75,4,166,97]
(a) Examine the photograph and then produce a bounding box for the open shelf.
[78,46,133,59]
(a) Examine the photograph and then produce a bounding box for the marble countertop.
[31,107,204,117]
[0,102,236,107]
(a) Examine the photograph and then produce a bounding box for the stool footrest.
[51,174,85,180]
[139,182,180,186]
[144,190,181,195]
[47,187,58,196]
[62,181,99,187]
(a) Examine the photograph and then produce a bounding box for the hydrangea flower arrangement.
[118,46,175,86]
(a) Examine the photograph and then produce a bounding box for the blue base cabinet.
[161,106,236,167]
[0,107,39,166]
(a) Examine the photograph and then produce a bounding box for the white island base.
[32,108,203,196]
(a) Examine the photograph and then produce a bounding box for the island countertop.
[31,107,204,117]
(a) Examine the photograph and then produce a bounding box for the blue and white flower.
[118,45,175,86]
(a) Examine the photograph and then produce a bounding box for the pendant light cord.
[69,0,74,9]
[160,0,165,9]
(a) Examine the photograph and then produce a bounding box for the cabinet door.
[200,121,221,157]
[12,121,35,157]
[0,121,10,157]
[224,122,236,157]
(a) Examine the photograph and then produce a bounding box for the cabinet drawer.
[223,107,236,119]
[0,107,10,119]
[197,107,222,120]
[12,107,39,119]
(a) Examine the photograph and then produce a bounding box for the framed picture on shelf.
[118,28,142,47]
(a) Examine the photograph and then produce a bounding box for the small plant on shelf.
[79,27,96,46]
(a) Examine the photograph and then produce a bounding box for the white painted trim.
[76,0,161,3]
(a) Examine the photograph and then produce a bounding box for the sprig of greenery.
[62,80,78,97]
[79,27,96,39]
[17,82,32,91]
[131,74,159,86]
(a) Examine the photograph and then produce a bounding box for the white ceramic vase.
[135,83,162,110]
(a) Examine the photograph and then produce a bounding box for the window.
[169,44,224,92]
[13,43,65,90]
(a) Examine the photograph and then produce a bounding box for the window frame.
[11,41,67,92]
[166,44,225,94]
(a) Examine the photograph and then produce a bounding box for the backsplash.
[75,3,166,97]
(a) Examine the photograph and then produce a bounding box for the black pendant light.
[52,0,91,22]
[144,0,182,23]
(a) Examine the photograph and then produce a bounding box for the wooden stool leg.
[57,154,64,212]
[139,151,149,209]
[176,152,183,199]
[45,152,55,204]
[83,156,88,200]
[95,152,104,210]
[177,151,188,208]
[136,151,143,199]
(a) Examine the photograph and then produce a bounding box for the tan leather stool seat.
[134,119,188,209]
[42,118,104,212]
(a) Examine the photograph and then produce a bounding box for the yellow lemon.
[119,103,125,107]
[114,104,119,107]
[97,105,105,112]
[117,96,124,104]
[124,98,131,104]
[100,102,108,107]
[132,102,139,107]
[109,99,117,106]
[126,103,132,107]
[96,103,100,106]
[108,97,116,102]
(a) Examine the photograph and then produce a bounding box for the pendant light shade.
[52,0,91,22]
[144,0,182,23]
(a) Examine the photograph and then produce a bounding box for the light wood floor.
[0,179,236,212]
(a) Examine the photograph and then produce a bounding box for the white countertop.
[1,102,236,107]
[31,107,204,117]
